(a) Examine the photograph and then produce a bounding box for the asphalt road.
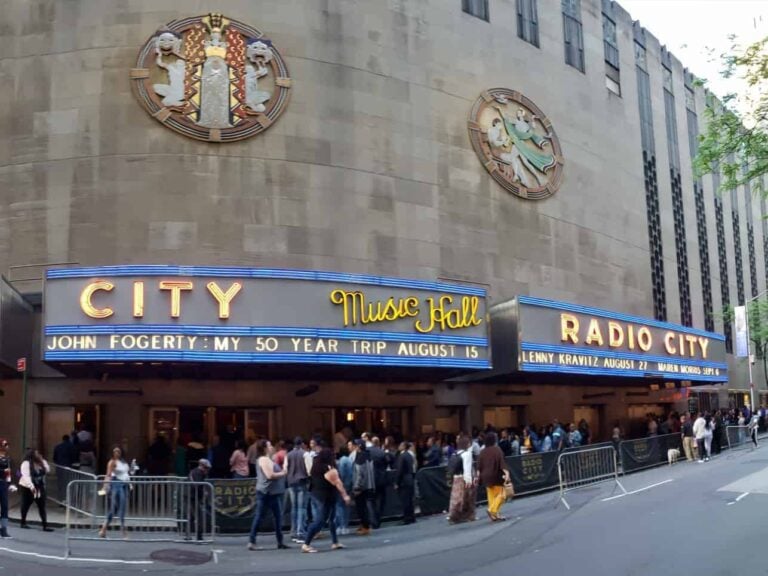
[2,446,767,576]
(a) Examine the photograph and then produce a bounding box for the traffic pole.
[17,357,27,452]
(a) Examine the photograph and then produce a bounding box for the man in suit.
[394,442,416,525]
[368,437,391,529]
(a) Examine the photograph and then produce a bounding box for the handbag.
[503,479,515,501]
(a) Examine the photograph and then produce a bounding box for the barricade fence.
[557,446,625,509]
[618,433,683,473]
[65,479,215,558]
[726,426,753,450]
[50,465,97,507]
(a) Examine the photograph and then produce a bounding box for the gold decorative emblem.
[130,13,291,143]
[468,89,564,200]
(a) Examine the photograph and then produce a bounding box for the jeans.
[288,481,308,538]
[249,492,284,545]
[106,481,128,527]
[372,485,387,528]
[354,490,374,529]
[0,482,8,532]
[305,494,337,546]
[334,492,349,532]
[21,486,48,527]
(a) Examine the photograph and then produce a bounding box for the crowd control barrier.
[557,445,626,510]
[50,465,97,507]
[65,478,215,558]
[618,433,683,473]
[726,426,753,450]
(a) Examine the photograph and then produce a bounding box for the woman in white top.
[19,449,52,531]
[99,446,131,538]
[448,435,476,524]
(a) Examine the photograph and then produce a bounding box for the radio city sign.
[43,266,489,369]
[514,296,727,382]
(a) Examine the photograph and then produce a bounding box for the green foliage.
[722,299,768,386]
[694,35,768,194]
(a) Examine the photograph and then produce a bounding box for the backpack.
[352,457,375,494]
[445,450,465,486]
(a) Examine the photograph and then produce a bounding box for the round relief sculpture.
[468,89,564,200]
[130,13,291,143]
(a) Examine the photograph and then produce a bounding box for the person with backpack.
[350,439,375,536]
[447,435,476,524]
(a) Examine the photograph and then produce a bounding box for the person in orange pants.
[477,433,510,521]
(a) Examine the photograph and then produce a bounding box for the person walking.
[19,449,53,532]
[335,446,354,535]
[98,446,132,538]
[350,439,375,536]
[394,441,416,525]
[680,414,695,462]
[693,413,707,463]
[285,437,309,544]
[748,413,760,448]
[476,432,509,522]
[302,446,351,553]
[703,414,714,461]
[248,440,289,551]
[0,439,18,538]
[229,440,250,478]
[447,435,476,524]
[188,458,211,541]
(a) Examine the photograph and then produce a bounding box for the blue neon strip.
[521,342,727,370]
[46,266,487,297]
[518,296,725,341]
[44,325,488,346]
[520,362,726,382]
[43,350,490,369]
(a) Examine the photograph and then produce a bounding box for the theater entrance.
[310,407,413,441]
[41,404,100,463]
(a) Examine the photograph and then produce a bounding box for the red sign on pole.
[16,357,26,373]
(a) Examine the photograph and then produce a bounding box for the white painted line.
[601,479,674,502]
[736,492,750,502]
[0,546,153,565]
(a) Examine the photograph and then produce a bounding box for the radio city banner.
[513,296,727,382]
[42,266,489,369]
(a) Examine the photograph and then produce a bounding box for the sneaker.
[247,543,257,551]
[0,530,11,539]
[277,543,290,550]
[43,527,54,533]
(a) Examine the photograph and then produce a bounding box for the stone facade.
[0,1,763,456]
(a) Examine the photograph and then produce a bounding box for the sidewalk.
[1,446,764,572]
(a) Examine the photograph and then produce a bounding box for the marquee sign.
[43,266,489,369]
[513,296,727,382]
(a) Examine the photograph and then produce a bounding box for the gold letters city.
[560,313,710,358]
[77,281,483,334]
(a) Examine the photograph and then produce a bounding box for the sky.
[619,0,767,106]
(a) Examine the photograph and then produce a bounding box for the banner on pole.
[734,306,749,358]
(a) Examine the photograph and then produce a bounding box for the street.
[1,445,767,575]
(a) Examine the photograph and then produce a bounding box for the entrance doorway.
[310,408,413,442]
[573,405,603,442]
[482,406,527,430]
[41,405,101,464]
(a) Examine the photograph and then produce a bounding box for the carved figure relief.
[131,13,291,142]
[468,89,564,200]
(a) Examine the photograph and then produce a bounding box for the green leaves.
[694,35,768,194]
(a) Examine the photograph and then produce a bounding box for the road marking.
[601,479,674,502]
[0,546,153,565]
[728,491,750,505]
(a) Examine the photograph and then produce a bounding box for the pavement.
[2,445,767,575]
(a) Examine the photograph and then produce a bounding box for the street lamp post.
[743,289,768,411]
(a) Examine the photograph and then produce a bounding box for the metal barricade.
[50,465,97,506]
[726,426,753,450]
[557,445,626,510]
[618,433,683,474]
[65,478,215,558]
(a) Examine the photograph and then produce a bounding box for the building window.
[603,13,620,95]
[634,42,647,70]
[714,168,733,352]
[462,0,489,21]
[687,108,714,332]
[685,86,696,111]
[562,0,585,72]
[517,0,539,47]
